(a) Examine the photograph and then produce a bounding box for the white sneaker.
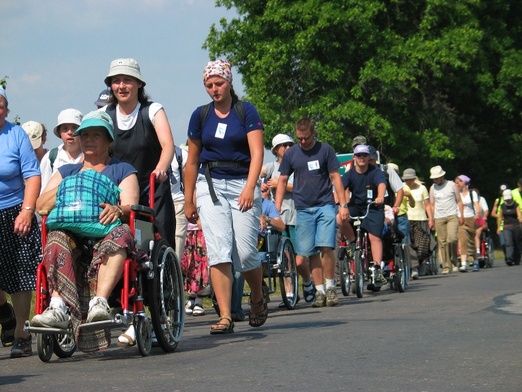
[459,264,468,272]
[31,306,70,329]
[86,298,111,323]
[411,270,419,280]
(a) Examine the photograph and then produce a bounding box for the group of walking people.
[2,56,521,360]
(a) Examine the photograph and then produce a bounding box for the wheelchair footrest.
[24,321,74,335]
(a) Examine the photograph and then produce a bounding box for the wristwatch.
[340,204,349,208]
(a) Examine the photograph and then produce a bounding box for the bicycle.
[349,202,375,298]
[478,229,494,268]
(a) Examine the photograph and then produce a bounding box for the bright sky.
[1,0,245,150]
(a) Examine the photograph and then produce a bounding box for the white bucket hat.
[104,58,146,87]
[53,108,83,137]
[429,165,446,179]
[271,134,294,153]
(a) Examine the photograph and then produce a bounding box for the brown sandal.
[210,316,234,335]
[249,295,268,328]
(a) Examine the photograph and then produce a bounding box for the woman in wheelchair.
[31,111,139,352]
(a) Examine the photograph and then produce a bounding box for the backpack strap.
[49,147,59,171]
[199,99,245,129]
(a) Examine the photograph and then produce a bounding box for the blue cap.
[74,110,114,141]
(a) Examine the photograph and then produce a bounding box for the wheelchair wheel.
[393,244,406,293]
[338,250,351,297]
[148,239,184,353]
[52,325,76,358]
[37,333,54,362]
[278,237,298,309]
[136,316,153,356]
[354,250,364,298]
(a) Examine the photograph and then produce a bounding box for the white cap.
[22,121,45,149]
[503,189,513,200]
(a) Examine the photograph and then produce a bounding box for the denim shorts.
[196,174,262,272]
[295,204,337,256]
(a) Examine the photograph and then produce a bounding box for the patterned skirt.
[0,204,41,294]
[44,225,134,352]
[410,220,431,259]
[181,229,209,295]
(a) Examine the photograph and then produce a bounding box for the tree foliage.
[204,0,522,199]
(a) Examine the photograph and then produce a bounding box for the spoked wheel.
[278,238,298,309]
[393,244,406,293]
[136,316,153,356]
[52,324,76,358]
[354,250,364,298]
[37,333,54,362]
[339,250,351,297]
[486,237,495,268]
[148,239,184,353]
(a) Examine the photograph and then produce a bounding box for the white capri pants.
[196,174,262,272]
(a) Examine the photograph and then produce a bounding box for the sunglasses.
[355,153,370,158]
[278,143,293,148]
[296,135,313,141]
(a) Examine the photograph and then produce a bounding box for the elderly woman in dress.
[31,111,139,352]
[0,86,41,358]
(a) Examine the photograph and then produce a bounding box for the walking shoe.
[303,283,316,303]
[10,336,32,358]
[452,266,459,273]
[442,268,450,274]
[411,269,419,280]
[459,264,468,272]
[325,287,339,307]
[192,305,205,316]
[31,306,70,329]
[86,298,111,323]
[472,260,480,272]
[312,291,326,308]
[185,300,195,315]
[278,294,300,309]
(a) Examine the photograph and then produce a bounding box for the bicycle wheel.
[278,238,299,309]
[487,237,495,268]
[339,251,351,297]
[354,249,364,298]
[393,244,406,293]
[148,239,185,353]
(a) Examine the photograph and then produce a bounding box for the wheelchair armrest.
[131,204,155,216]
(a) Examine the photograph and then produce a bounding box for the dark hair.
[295,117,315,132]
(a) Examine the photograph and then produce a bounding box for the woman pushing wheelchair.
[31,110,139,352]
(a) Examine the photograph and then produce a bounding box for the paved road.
[2,261,521,392]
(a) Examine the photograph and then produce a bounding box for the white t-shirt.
[170,147,188,202]
[40,144,83,191]
[458,190,479,218]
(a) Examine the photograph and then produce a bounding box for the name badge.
[215,123,227,139]
[307,160,320,171]
[367,189,373,199]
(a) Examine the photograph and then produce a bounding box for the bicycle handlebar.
[349,201,376,221]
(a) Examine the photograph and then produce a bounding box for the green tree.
[204,0,522,199]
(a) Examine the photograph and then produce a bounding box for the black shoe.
[303,284,316,303]
[10,336,32,358]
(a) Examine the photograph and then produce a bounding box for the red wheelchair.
[25,174,185,362]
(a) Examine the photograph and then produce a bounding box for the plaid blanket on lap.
[47,169,122,238]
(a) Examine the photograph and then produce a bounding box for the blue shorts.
[295,205,337,256]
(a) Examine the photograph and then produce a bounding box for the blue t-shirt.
[58,159,137,187]
[187,101,264,179]
[342,164,386,208]
[278,142,340,210]
[0,121,41,209]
